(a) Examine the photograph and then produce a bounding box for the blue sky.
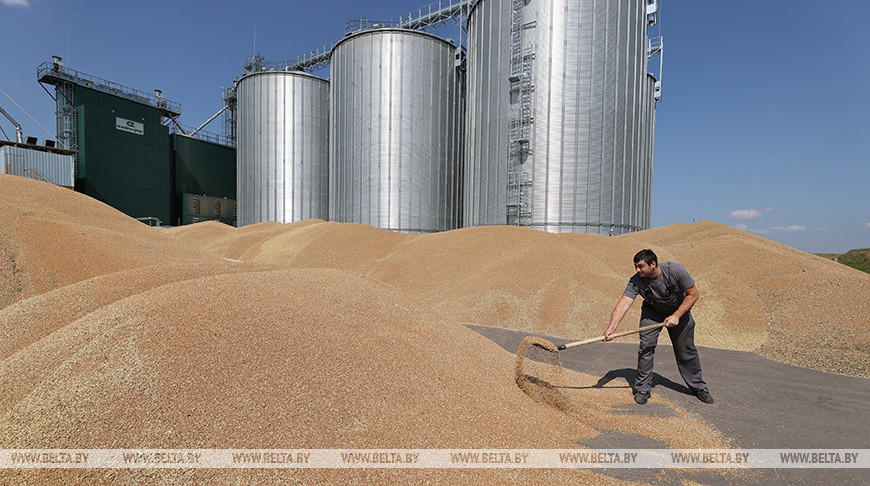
[1,0,867,253]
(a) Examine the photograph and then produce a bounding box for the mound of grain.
[0,266,734,484]
[0,261,278,360]
[0,261,284,418]
[167,219,413,270]
[0,175,218,309]
[172,220,870,377]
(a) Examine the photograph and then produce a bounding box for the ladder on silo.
[221,86,237,147]
[507,0,534,226]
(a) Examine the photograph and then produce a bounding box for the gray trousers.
[635,308,707,393]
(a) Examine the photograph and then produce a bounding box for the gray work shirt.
[624,262,696,316]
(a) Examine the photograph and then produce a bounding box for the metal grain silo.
[465,0,655,235]
[329,28,461,233]
[235,71,329,226]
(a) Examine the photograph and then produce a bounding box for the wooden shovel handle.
[557,322,667,351]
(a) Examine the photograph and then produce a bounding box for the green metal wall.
[172,133,236,226]
[172,133,235,198]
[75,86,171,223]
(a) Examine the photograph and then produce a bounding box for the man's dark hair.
[634,249,658,265]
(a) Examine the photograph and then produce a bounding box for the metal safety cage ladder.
[647,36,663,102]
[506,0,534,226]
[220,86,237,148]
[646,0,663,102]
[55,81,77,155]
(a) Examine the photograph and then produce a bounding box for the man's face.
[634,260,657,278]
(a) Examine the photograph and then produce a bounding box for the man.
[604,249,714,405]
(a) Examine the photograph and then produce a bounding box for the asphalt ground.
[469,325,870,485]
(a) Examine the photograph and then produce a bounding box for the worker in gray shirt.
[604,249,714,405]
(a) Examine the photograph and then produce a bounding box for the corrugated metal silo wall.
[74,85,171,223]
[329,29,460,234]
[465,0,654,235]
[235,71,329,226]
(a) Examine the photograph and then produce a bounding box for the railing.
[240,0,477,75]
[168,123,234,147]
[345,18,398,35]
[5,161,51,184]
[397,0,471,31]
[648,36,663,56]
[238,41,337,77]
[37,61,182,116]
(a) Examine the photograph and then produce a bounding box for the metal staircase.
[5,157,51,184]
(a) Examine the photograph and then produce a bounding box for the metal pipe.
[0,104,23,143]
[167,115,187,135]
[189,105,228,137]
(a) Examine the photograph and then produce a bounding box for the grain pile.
[0,173,861,484]
[1,174,746,484]
[169,217,870,377]
[0,175,218,309]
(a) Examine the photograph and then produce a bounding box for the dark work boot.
[634,391,650,405]
[694,389,714,404]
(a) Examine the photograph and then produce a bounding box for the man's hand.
[665,286,699,328]
[606,295,636,340]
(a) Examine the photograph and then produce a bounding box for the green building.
[172,133,236,226]
[38,57,236,226]
[75,85,172,223]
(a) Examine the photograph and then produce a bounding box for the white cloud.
[866,222,870,229]
[729,207,774,221]
[770,225,806,232]
[1,0,30,7]
[730,209,762,220]
[734,224,749,231]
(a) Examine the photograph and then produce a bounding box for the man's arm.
[664,285,700,327]
[604,295,636,341]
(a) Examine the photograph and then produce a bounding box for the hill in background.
[816,249,870,274]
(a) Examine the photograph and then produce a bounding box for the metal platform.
[37,58,181,118]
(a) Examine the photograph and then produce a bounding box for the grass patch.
[838,249,870,274]
[816,249,870,274]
